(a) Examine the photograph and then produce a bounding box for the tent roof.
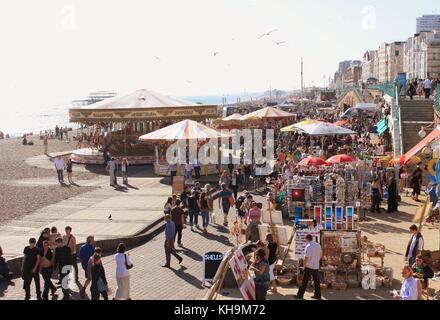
[403,127,440,164]
[139,119,231,141]
[281,119,356,136]
[244,107,295,119]
[74,89,199,110]
[222,113,247,121]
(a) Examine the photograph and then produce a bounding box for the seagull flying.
[213,52,220,56]
[154,56,161,60]
[258,29,278,39]
[108,214,112,221]
[273,41,287,45]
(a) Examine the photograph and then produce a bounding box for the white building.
[361,50,377,83]
[417,15,440,33]
[404,31,440,79]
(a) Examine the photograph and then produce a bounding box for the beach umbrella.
[391,155,405,165]
[327,154,358,164]
[139,119,232,141]
[297,157,330,167]
[281,119,356,136]
[244,107,295,120]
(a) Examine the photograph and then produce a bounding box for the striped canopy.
[244,107,295,120]
[139,119,232,141]
[327,154,358,164]
[281,119,356,136]
[222,113,247,121]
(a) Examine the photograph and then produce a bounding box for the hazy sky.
[0,0,439,110]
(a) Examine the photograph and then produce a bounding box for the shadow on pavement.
[170,266,204,289]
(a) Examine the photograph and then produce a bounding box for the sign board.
[346,206,354,230]
[321,231,359,266]
[314,206,322,223]
[202,251,224,282]
[261,210,283,225]
[295,229,320,260]
[324,206,333,230]
[335,207,343,230]
[258,224,289,245]
[172,176,185,194]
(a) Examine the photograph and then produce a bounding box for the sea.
[0,93,258,138]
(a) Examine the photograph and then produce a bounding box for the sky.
[0,0,439,112]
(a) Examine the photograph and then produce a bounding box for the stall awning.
[375,119,389,135]
[403,127,440,164]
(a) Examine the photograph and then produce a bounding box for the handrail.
[435,84,440,114]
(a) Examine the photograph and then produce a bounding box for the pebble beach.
[0,136,99,225]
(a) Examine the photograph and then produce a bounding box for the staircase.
[399,98,435,153]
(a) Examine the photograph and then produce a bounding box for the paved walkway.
[0,175,169,260]
[0,194,238,300]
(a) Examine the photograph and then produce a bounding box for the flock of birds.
[151,28,286,85]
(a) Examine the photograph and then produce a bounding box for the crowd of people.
[405,77,439,100]
[10,226,134,300]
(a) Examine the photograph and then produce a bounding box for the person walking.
[36,228,50,252]
[63,226,78,283]
[405,225,424,266]
[266,234,280,293]
[387,176,398,213]
[407,80,416,100]
[243,164,252,189]
[114,243,133,300]
[121,158,129,185]
[205,184,215,224]
[245,201,262,242]
[194,159,201,179]
[219,170,230,189]
[219,183,234,227]
[162,215,183,268]
[230,170,240,200]
[90,253,108,300]
[200,192,210,234]
[66,158,74,185]
[22,238,42,300]
[39,240,57,300]
[250,248,270,300]
[423,77,432,99]
[53,237,72,300]
[164,197,173,215]
[171,199,186,247]
[295,234,322,300]
[370,177,382,213]
[185,162,194,181]
[187,190,200,231]
[411,165,423,202]
[54,156,65,183]
[78,236,95,298]
[169,162,177,184]
[106,157,117,186]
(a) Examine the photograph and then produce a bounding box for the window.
[395,50,399,57]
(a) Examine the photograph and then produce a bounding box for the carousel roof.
[244,107,295,119]
[74,89,199,110]
[222,113,247,121]
[139,119,232,141]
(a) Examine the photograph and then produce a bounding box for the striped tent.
[281,119,355,136]
[244,107,295,120]
[139,119,231,141]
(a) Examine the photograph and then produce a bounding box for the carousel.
[68,89,219,164]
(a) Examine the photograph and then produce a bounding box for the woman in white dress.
[114,243,133,300]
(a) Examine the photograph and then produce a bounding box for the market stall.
[139,119,232,177]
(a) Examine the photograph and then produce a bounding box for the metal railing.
[435,84,440,114]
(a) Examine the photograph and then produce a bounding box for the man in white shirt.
[296,234,322,300]
[54,156,65,183]
[393,265,418,300]
[423,78,432,99]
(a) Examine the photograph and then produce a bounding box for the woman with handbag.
[114,243,133,300]
[90,253,108,300]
